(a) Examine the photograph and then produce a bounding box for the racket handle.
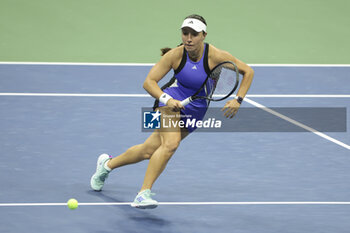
[180,97,192,107]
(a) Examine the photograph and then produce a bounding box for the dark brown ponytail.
[160,43,184,56]
[160,47,172,56]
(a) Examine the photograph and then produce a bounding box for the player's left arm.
[215,50,254,118]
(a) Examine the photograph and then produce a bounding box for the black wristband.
[237,96,243,104]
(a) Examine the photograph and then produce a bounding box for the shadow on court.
[87,190,172,233]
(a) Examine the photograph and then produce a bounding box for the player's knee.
[143,152,152,160]
[162,138,180,153]
[142,143,160,160]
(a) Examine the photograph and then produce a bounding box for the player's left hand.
[221,99,241,118]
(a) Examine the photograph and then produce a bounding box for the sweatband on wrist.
[159,93,173,105]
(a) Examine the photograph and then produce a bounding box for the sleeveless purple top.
[159,43,210,108]
[156,43,210,132]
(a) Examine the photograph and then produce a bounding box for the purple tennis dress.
[156,43,211,132]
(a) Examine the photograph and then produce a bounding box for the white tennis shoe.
[131,189,158,209]
[90,153,112,191]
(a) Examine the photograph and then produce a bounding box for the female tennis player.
[91,14,254,209]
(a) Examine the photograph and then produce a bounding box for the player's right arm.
[143,47,184,111]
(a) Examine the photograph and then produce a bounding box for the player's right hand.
[167,99,184,112]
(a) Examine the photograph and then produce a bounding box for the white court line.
[0,93,348,149]
[0,93,150,97]
[247,94,350,98]
[244,97,350,150]
[1,202,350,207]
[251,64,350,67]
[0,62,155,66]
[0,93,350,98]
[1,61,350,67]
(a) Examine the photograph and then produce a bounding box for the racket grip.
[180,97,192,107]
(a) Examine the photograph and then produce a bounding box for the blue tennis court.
[0,63,349,233]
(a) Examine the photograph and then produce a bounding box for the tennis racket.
[180,61,240,107]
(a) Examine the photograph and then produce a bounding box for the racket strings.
[204,66,222,97]
[209,65,238,99]
[216,67,237,93]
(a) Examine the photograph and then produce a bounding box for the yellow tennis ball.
[67,198,78,210]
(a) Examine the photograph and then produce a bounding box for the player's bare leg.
[131,107,188,208]
[106,131,162,169]
[140,107,189,192]
[91,124,162,192]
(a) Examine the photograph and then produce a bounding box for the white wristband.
[159,93,173,105]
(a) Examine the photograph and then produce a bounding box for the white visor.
[181,18,207,32]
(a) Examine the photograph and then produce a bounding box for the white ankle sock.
[104,160,112,171]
